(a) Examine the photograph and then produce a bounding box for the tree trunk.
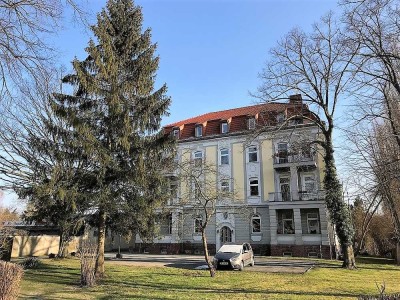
[58,229,71,258]
[396,242,400,265]
[201,230,216,277]
[342,244,356,269]
[95,209,106,279]
[323,136,356,269]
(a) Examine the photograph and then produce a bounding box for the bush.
[0,261,24,300]
[358,295,400,300]
[19,257,40,269]
[78,240,97,287]
[358,282,400,300]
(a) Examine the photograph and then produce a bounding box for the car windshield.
[217,244,242,254]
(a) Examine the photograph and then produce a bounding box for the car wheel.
[238,261,244,271]
[250,256,255,267]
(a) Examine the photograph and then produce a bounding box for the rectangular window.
[277,210,294,234]
[279,176,291,202]
[302,174,316,193]
[194,217,202,233]
[195,125,203,137]
[277,143,288,163]
[220,148,229,165]
[248,146,258,162]
[169,181,178,200]
[194,151,202,167]
[248,118,256,130]
[172,129,179,138]
[307,212,320,234]
[160,214,173,235]
[221,122,229,134]
[252,216,261,233]
[221,180,230,193]
[249,178,259,196]
[276,113,285,124]
[194,182,201,200]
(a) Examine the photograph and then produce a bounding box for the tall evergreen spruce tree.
[51,0,174,277]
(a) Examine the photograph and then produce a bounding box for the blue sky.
[56,0,339,126]
[2,0,340,208]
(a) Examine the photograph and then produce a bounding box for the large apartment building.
[104,95,336,258]
[140,94,335,258]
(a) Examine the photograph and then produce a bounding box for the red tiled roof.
[164,101,312,140]
[165,103,288,128]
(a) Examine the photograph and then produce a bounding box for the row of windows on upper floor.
[159,209,321,236]
[190,144,273,166]
[169,172,318,200]
[171,115,303,139]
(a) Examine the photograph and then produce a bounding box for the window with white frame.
[248,118,256,130]
[277,142,288,163]
[277,209,294,234]
[168,214,172,234]
[248,146,258,162]
[194,182,202,200]
[220,148,229,165]
[220,179,230,193]
[194,151,203,167]
[194,216,202,233]
[302,174,316,193]
[159,213,173,235]
[172,128,179,139]
[249,178,259,196]
[276,113,285,124]
[221,122,229,134]
[251,215,261,233]
[195,125,203,137]
[169,180,178,201]
[307,212,320,234]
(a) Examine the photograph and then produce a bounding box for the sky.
[3,0,340,208]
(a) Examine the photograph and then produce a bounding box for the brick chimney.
[289,94,302,105]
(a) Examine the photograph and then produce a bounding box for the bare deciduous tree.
[178,153,243,277]
[343,0,400,148]
[0,0,88,105]
[256,12,358,268]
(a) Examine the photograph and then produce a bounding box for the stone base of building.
[116,243,330,258]
[126,242,218,255]
[270,245,331,259]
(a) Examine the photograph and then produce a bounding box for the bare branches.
[0,0,88,104]
[343,0,400,148]
[257,12,356,131]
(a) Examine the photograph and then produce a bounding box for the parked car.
[213,242,254,271]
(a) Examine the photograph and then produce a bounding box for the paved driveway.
[105,253,315,274]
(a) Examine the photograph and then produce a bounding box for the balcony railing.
[269,192,292,202]
[298,190,326,201]
[274,153,315,165]
[269,190,325,202]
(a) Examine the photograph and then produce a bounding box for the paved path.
[105,253,316,274]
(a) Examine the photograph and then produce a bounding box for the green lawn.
[17,257,400,300]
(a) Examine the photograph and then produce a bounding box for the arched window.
[220,226,232,243]
[194,216,202,233]
[251,215,261,233]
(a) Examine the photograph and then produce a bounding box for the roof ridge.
[165,102,286,127]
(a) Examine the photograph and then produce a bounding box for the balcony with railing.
[273,151,317,169]
[269,190,325,202]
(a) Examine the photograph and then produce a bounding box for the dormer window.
[195,125,203,137]
[248,118,256,130]
[277,113,285,124]
[221,122,229,134]
[172,128,179,139]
